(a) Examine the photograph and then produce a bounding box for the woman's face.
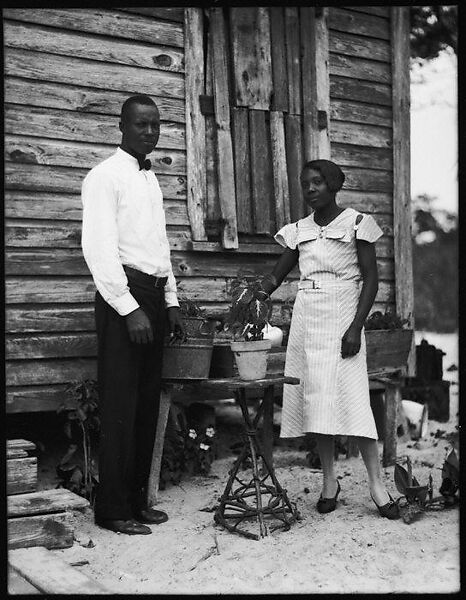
[300,168,334,210]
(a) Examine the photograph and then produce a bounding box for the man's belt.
[123,265,168,288]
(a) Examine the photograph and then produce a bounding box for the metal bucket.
[162,336,214,379]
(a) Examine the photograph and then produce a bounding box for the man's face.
[119,103,160,156]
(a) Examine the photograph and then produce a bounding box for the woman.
[257,159,399,519]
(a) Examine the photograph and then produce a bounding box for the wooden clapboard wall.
[4,7,188,412]
[5,6,410,412]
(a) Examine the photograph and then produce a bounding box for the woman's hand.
[341,323,362,358]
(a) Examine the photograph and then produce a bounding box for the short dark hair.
[302,159,345,193]
[120,95,157,121]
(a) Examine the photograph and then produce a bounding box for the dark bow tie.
[138,158,152,171]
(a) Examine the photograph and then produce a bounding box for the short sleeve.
[274,222,298,249]
[355,214,383,243]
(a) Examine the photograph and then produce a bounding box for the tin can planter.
[162,337,214,380]
[230,339,272,381]
[365,329,413,372]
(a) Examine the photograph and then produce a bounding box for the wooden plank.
[5,48,184,100]
[7,439,36,453]
[8,566,41,594]
[329,53,391,84]
[340,167,392,193]
[6,306,95,333]
[7,457,37,495]
[184,8,207,241]
[116,7,185,23]
[337,190,392,213]
[344,6,390,19]
[284,7,301,115]
[270,7,288,112]
[329,30,390,62]
[315,8,331,159]
[329,8,390,40]
[4,20,184,73]
[147,389,171,505]
[330,121,392,149]
[5,164,185,199]
[232,108,253,233]
[5,136,186,175]
[9,547,108,591]
[270,111,290,230]
[6,277,96,303]
[8,489,89,518]
[249,110,274,234]
[3,8,184,47]
[332,144,392,170]
[6,359,97,386]
[382,384,400,467]
[5,192,188,226]
[5,104,185,149]
[330,99,392,127]
[6,333,98,360]
[210,7,239,249]
[391,7,415,375]
[5,77,186,122]
[229,7,272,110]
[330,75,391,106]
[205,29,221,229]
[300,7,319,162]
[5,249,89,276]
[7,449,28,459]
[285,115,305,222]
[7,385,77,414]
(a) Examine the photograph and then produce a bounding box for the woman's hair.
[302,159,345,193]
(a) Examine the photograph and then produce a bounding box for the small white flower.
[188,429,197,439]
[199,443,210,451]
[206,427,215,438]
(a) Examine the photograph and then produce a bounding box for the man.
[81,94,185,535]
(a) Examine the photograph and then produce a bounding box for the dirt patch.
[29,383,460,595]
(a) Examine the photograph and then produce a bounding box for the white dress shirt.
[81,147,179,315]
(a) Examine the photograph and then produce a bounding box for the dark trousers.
[94,274,166,521]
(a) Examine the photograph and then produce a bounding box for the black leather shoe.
[134,507,169,525]
[371,493,400,520]
[317,480,341,514]
[95,518,152,535]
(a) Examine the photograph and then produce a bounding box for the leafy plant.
[56,380,100,504]
[179,297,207,318]
[394,449,459,524]
[224,275,272,341]
[365,307,410,331]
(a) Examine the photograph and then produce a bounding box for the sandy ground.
[27,380,459,595]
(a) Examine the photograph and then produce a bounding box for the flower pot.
[261,324,283,347]
[230,339,272,381]
[162,337,214,379]
[365,328,413,372]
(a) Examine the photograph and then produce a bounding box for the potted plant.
[364,307,413,372]
[223,275,273,380]
[161,299,216,380]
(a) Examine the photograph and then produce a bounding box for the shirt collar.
[115,146,141,170]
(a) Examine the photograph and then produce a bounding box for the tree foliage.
[412,195,457,332]
[410,6,457,60]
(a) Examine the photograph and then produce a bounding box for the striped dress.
[275,208,383,439]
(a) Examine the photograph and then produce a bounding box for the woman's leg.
[314,433,339,497]
[354,436,391,505]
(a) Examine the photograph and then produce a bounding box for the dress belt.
[123,265,168,288]
[298,279,360,290]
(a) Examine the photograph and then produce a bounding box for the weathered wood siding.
[5,6,405,413]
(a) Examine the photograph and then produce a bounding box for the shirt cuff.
[109,291,140,316]
[164,291,179,308]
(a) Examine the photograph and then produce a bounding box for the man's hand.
[341,323,362,358]
[125,307,153,344]
[167,306,187,344]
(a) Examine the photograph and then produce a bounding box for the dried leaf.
[394,463,410,494]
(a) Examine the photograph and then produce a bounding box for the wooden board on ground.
[8,488,89,518]
[8,566,41,595]
[9,547,109,593]
[8,513,74,549]
[7,457,37,495]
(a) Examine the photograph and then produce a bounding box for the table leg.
[147,387,172,507]
[382,383,400,467]
[261,385,275,469]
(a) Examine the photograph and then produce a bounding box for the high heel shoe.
[316,480,341,514]
[370,492,400,520]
